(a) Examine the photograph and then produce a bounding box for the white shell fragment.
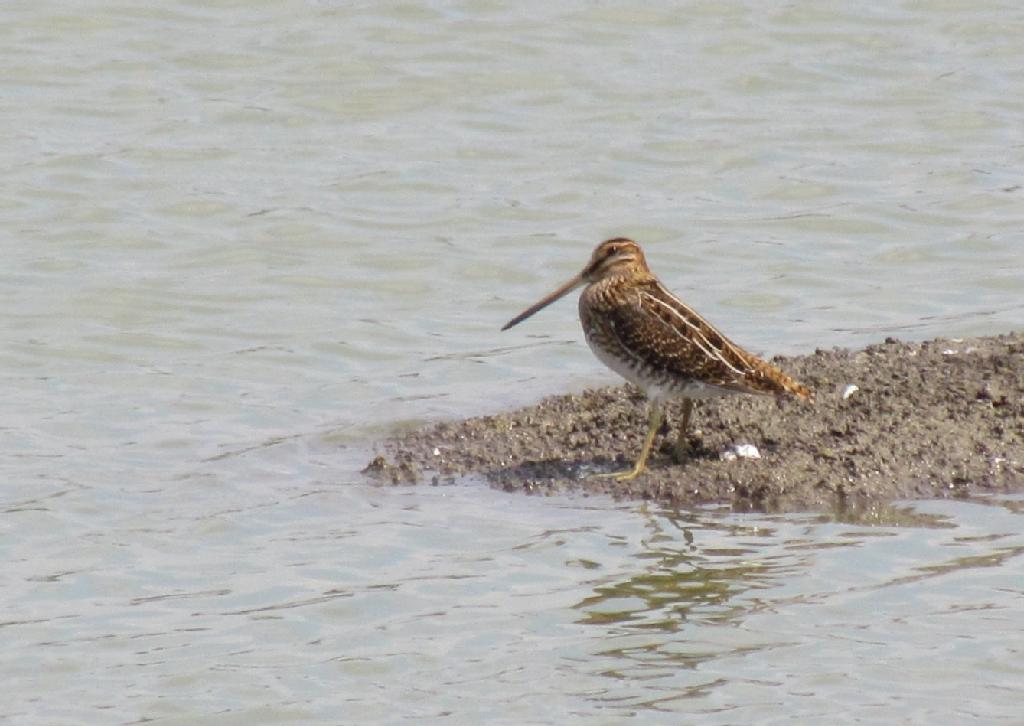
[721,444,762,461]
[842,384,859,400]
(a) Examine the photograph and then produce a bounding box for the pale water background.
[2,1,1023,723]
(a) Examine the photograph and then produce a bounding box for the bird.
[501,238,813,480]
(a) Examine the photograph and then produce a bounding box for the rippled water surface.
[2,1,1023,723]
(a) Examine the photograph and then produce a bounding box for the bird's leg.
[672,399,694,463]
[595,400,663,481]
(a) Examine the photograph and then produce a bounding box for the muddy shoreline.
[367,332,1024,511]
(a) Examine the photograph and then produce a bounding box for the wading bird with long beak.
[501,238,813,480]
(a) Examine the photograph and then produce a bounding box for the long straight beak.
[501,272,586,331]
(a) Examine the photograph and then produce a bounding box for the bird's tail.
[782,375,814,403]
[747,357,815,402]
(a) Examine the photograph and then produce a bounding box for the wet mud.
[366,333,1024,511]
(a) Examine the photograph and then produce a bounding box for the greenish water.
[1,1,1022,723]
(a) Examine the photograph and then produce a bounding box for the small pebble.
[842,384,859,400]
[722,444,761,461]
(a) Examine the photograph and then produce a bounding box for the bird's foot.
[592,463,646,481]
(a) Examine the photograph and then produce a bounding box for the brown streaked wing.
[586,278,787,395]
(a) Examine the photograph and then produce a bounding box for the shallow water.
[6,468,1023,723]
[2,1,1023,723]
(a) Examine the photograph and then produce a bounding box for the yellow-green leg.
[595,400,663,481]
[672,399,694,462]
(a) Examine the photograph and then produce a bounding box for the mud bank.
[366,333,1024,511]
